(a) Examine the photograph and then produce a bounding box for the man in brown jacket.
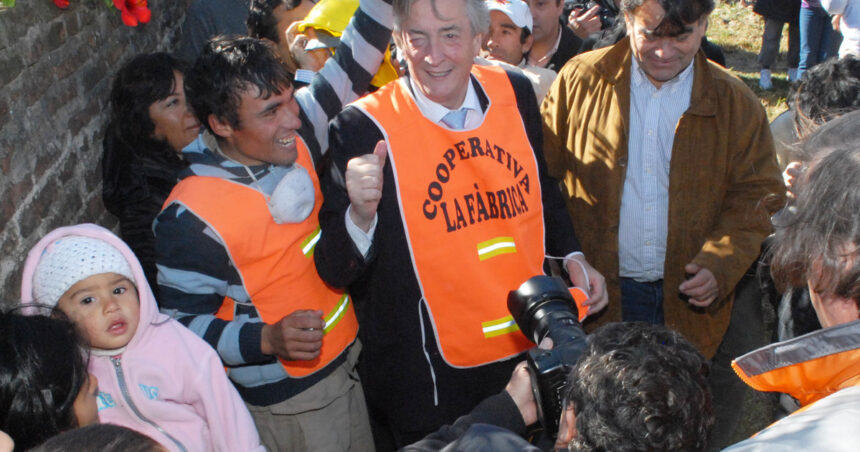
[541,0,784,447]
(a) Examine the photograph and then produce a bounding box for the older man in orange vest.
[314,0,607,447]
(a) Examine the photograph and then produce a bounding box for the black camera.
[563,0,618,31]
[507,275,588,437]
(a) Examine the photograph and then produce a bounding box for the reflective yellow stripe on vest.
[324,294,350,333]
[301,226,321,258]
[481,315,520,338]
[477,236,517,261]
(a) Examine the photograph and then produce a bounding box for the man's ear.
[522,33,534,54]
[208,114,234,139]
[554,403,577,450]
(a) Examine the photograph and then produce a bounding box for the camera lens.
[507,275,580,344]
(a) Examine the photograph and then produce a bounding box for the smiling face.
[624,0,708,88]
[484,10,531,65]
[148,71,200,152]
[210,83,303,166]
[57,273,140,351]
[395,0,482,109]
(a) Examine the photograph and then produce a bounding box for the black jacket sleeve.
[506,70,582,258]
[314,106,383,288]
[400,391,538,452]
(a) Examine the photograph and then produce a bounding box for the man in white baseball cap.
[481,0,558,100]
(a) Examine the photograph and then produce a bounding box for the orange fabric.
[352,65,543,367]
[164,139,357,377]
[732,341,860,407]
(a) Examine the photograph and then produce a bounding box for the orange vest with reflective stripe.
[352,65,543,367]
[732,320,860,408]
[163,138,358,378]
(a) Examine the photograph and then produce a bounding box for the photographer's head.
[557,322,712,451]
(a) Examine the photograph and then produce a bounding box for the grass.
[708,0,792,121]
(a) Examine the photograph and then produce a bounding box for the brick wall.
[0,0,190,307]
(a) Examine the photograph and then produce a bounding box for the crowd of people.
[1,0,859,450]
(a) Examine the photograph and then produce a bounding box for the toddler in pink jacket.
[20,223,265,452]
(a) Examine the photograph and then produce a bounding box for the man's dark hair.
[31,424,164,452]
[565,322,712,452]
[185,36,294,134]
[247,0,305,43]
[520,26,532,44]
[792,55,860,139]
[770,111,860,311]
[619,0,714,37]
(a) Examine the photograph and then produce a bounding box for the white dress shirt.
[618,57,694,281]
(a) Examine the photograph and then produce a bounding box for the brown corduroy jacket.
[541,39,785,357]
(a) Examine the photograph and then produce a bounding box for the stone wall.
[0,0,190,307]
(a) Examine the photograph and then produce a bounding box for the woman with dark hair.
[102,53,200,297]
[0,311,98,450]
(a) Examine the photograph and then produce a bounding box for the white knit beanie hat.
[32,236,134,306]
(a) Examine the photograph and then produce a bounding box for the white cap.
[32,236,134,306]
[486,0,533,32]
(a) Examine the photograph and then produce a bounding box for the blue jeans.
[619,278,665,324]
[799,6,833,71]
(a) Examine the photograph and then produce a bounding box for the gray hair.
[393,0,489,35]
[770,110,860,310]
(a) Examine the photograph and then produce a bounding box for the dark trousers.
[707,267,773,450]
[759,17,800,69]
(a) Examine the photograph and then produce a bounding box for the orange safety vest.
[732,320,860,409]
[352,65,544,367]
[163,137,358,378]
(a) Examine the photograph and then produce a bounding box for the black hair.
[619,0,714,37]
[30,424,166,452]
[106,53,190,156]
[184,36,294,134]
[247,0,305,43]
[792,55,860,139]
[565,322,712,451]
[770,111,860,312]
[520,26,532,44]
[0,310,90,450]
[102,53,190,211]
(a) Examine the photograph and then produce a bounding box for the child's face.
[57,273,140,350]
[73,373,99,427]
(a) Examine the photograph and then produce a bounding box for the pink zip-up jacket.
[21,224,265,452]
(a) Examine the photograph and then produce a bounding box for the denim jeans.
[799,6,834,71]
[619,278,665,324]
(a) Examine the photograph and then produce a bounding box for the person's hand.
[286,22,329,72]
[679,263,718,307]
[505,361,537,426]
[260,309,324,360]
[347,141,387,232]
[565,254,608,317]
[783,161,802,198]
[567,5,603,39]
[832,13,843,33]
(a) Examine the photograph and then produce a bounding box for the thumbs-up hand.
[346,140,388,232]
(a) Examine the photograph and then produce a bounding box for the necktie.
[441,108,468,130]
